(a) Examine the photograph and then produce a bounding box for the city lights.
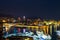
[0,17,60,40]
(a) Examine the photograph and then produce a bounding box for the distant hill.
[0,13,13,17]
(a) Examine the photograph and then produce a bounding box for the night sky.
[0,0,60,20]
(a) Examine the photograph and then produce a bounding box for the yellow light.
[3,20,6,22]
[48,22,52,24]
[25,38,29,40]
